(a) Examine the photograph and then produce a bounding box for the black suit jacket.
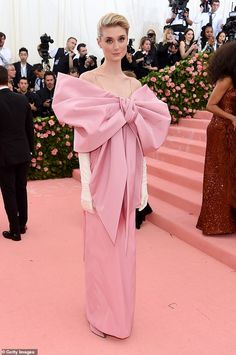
[13,61,36,88]
[0,88,34,167]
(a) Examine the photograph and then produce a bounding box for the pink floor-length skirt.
[84,209,136,339]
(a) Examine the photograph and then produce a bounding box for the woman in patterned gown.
[197,41,236,235]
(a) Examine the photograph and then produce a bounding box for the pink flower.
[36,142,41,149]
[188,59,194,64]
[185,115,192,119]
[178,111,183,115]
[51,148,58,156]
[161,97,167,102]
[65,134,70,139]
[203,93,209,99]
[172,116,177,122]
[150,77,157,83]
[31,158,36,163]
[51,131,55,136]
[182,89,187,94]
[44,167,49,172]
[37,156,43,161]
[164,75,169,81]
[38,151,43,156]
[176,86,181,91]
[48,119,55,126]
[203,72,208,77]
[36,165,41,170]
[43,133,48,138]
[169,65,175,72]
[65,141,71,147]
[37,133,41,138]
[67,152,73,160]
[31,163,36,167]
[197,65,203,71]
[170,82,175,88]
[180,83,185,88]
[188,78,195,84]
[165,90,171,97]
[195,98,200,102]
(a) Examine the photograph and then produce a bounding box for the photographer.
[166,1,193,40]
[134,36,158,79]
[18,77,40,117]
[49,37,77,76]
[194,0,223,38]
[36,71,56,117]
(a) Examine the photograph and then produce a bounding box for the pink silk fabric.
[53,73,171,250]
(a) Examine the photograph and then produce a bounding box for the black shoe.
[2,231,21,241]
[20,225,27,234]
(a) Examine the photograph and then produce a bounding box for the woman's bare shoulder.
[130,77,142,91]
[80,69,100,84]
[217,76,233,89]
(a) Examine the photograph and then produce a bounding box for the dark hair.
[69,66,78,74]
[19,76,29,83]
[208,41,236,87]
[183,28,195,46]
[77,43,86,51]
[32,63,43,72]
[19,47,28,55]
[200,23,213,48]
[0,65,9,85]
[0,32,6,39]
[216,31,226,43]
[44,71,56,80]
[67,37,77,43]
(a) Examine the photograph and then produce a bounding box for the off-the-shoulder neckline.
[78,77,147,99]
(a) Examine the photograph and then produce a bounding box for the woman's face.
[185,30,194,42]
[166,31,174,42]
[205,26,214,39]
[218,32,226,43]
[142,40,151,52]
[97,25,128,62]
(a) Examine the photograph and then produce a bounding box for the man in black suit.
[0,66,34,241]
[13,47,35,89]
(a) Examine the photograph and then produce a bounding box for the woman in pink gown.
[53,13,171,338]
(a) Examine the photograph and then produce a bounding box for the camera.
[223,9,236,42]
[200,0,211,13]
[168,0,189,18]
[127,38,135,54]
[38,33,54,63]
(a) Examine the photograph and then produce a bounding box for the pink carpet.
[1,178,236,355]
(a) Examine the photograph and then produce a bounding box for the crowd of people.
[0,0,236,341]
[0,0,230,118]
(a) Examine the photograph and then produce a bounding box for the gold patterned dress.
[197,88,236,235]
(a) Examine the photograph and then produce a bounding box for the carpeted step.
[147,195,236,270]
[147,175,201,215]
[178,118,209,130]
[149,147,204,173]
[147,157,203,192]
[164,135,206,156]
[168,126,206,142]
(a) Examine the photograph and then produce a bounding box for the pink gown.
[53,73,171,338]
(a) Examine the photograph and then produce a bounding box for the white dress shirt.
[0,46,11,66]
[194,10,223,38]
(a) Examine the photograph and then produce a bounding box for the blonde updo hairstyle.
[97,13,130,38]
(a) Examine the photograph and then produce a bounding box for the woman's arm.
[207,77,236,125]
[179,41,198,59]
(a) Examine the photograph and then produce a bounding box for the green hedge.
[28,116,79,180]
[141,52,213,123]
